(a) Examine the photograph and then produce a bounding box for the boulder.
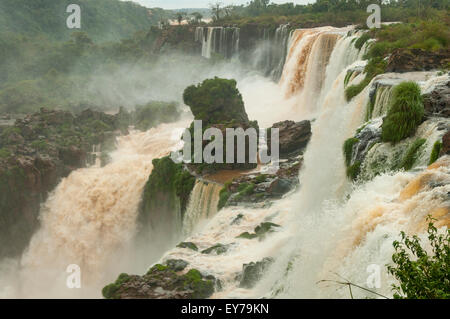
[237,257,274,289]
[102,266,215,299]
[441,130,450,156]
[423,79,450,118]
[268,120,311,158]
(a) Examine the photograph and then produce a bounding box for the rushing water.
[0,121,189,298]
[1,26,448,299]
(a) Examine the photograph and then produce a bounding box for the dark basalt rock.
[201,243,228,255]
[102,266,215,299]
[236,257,275,289]
[441,130,450,156]
[385,49,450,73]
[165,259,189,272]
[423,79,450,118]
[0,106,169,259]
[177,242,199,251]
[237,222,280,241]
[221,155,302,208]
[268,120,311,158]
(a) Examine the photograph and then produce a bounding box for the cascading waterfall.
[145,26,448,300]
[1,24,447,300]
[182,180,222,237]
[0,121,189,298]
[255,24,292,80]
[195,27,240,59]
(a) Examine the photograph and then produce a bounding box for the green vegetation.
[343,137,359,167]
[133,102,181,131]
[0,0,169,42]
[102,273,131,299]
[182,269,215,299]
[399,138,426,170]
[237,222,280,240]
[183,77,249,125]
[354,32,371,50]
[201,244,228,255]
[212,0,448,29]
[345,19,449,101]
[381,82,424,143]
[218,186,231,210]
[429,140,442,165]
[177,242,199,251]
[346,161,361,181]
[141,156,196,216]
[387,217,450,299]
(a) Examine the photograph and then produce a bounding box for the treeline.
[211,0,449,26]
[0,0,170,42]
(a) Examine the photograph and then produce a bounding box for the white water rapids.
[0,26,448,299]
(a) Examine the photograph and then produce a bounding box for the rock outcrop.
[183,77,259,174]
[268,120,311,158]
[102,263,216,299]
[423,78,450,118]
[0,108,128,259]
[385,49,450,73]
[236,257,274,289]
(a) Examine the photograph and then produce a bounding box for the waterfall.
[195,27,240,59]
[182,180,222,236]
[279,26,363,117]
[254,24,292,80]
[0,121,189,298]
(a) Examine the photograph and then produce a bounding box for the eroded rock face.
[102,263,216,299]
[385,49,450,73]
[0,108,126,259]
[441,130,450,155]
[236,257,274,289]
[268,120,311,158]
[423,78,450,118]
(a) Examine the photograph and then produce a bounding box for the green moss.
[177,242,199,251]
[141,156,195,216]
[237,222,280,240]
[345,57,387,101]
[381,82,424,143]
[429,140,442,165]
[218,186,231,210]
[237,232,258,239]
[102,273,131,299]
[344,70,354,87]
[254,174,268,184]
[343,137,359,167]
[0,148,11,159]
[399,138,426,171]
[201,244,228,255]
[183,77,248,125]
[347,161,361,181]
[354,32,371,50]
[182,269,214,299]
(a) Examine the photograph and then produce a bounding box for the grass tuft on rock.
[429,140,442,165]
[399,138,426,171]
[381,82,424,144]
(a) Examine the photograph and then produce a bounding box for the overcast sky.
[128,0,314,9]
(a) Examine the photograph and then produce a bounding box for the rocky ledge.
[102,260,217,299]
[218,119,311,209]
[385,49,450,73]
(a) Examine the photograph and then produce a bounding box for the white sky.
[128,0,314,10]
